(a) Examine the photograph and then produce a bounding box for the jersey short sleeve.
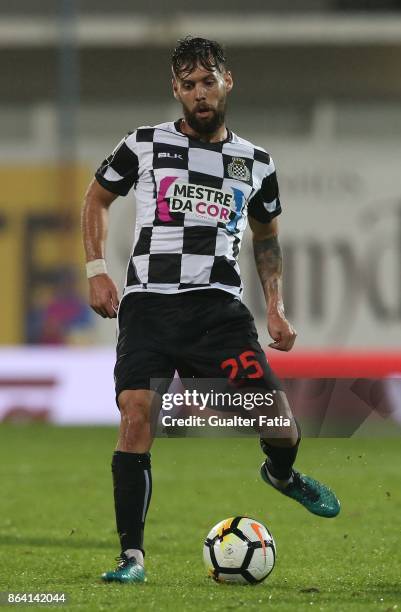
[95,131,139,196]
[248,152,282,223]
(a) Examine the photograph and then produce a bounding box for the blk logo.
[158,152,183,160]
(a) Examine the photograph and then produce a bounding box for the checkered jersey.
[95,120,281,299]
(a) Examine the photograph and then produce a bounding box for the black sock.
[111,451,152,554]
[260,436,301,480]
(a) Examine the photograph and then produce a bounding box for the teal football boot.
[101,553,146,583]
[261,462,340,518]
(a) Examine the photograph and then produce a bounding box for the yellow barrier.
[0,165,91,344]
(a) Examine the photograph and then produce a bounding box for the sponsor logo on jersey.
[157,177,245,233]
[227,157,251,182]
[158,152,184,160]
[165,180,240,223]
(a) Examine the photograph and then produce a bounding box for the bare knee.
[119,389,153,414]
[117,390,157,452]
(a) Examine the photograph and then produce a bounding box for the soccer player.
[82,36,340,584]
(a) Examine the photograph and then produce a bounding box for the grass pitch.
[0,426,400,611]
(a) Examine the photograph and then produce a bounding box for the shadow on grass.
[0,534,115,550]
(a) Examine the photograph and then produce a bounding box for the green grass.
[0,426,400,611]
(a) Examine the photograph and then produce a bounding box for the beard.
[182,98,226,135]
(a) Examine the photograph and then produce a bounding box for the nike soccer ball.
[203,516,276,585]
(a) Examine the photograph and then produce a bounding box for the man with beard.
[82,36,340,584]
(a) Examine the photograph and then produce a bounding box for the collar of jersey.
[174,118,232,147]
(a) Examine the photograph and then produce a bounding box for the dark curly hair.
[171,35,226,79]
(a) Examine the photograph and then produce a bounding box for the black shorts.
[114,289,281,403]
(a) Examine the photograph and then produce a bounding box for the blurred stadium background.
[1,0,401,424]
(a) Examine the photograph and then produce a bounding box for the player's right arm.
[82,178,120,318]
[82,131,139,318]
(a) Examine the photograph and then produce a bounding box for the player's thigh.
[114,293,176,401]
[181,297,280,388]
[178,298,297,429]
[115,348,175,401]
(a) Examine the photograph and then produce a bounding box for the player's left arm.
[248,215,297,351]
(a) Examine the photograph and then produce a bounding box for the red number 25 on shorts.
[220,350,263,380]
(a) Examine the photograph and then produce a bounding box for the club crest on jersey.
[227,157,251,182]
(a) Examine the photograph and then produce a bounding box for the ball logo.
[227,157,251,182]
[222,543,235,558]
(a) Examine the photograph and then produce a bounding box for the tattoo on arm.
[253,235,284,313]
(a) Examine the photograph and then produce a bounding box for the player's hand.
[88,274,120,318]
[267,312,297,351]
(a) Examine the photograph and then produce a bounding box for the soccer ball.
[203,516,276,585]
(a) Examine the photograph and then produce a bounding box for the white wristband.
[86,259,107,278]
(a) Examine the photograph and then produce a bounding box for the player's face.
[172,64,233,135]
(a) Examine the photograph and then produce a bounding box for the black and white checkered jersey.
[95,120,281,299]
